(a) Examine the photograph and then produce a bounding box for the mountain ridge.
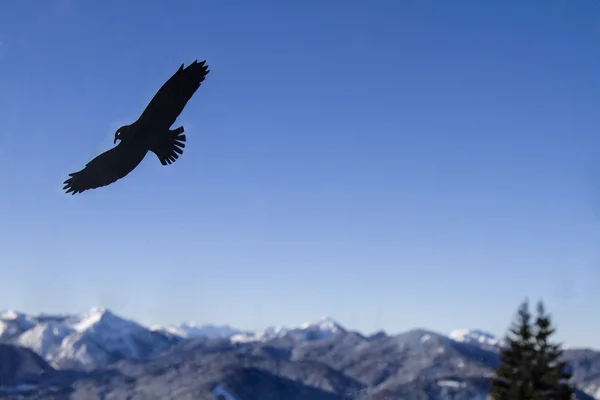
[2,307,595,360]
[1,307,598,400]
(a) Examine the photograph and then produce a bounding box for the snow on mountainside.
[0,309,352,371]
[0,307,176,369]
[448,329,506,350]
[149,315,346,343]
[0,310,37,340]
[230,316,345,343]
[291,316,345,340]
[1,307,555,372]
[298,316,345,333]
[230,325,289,343]
[3,308,599,400]
[150,322,240,339]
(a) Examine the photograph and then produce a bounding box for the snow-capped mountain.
[0,308,352,370]
[0,307,518,372]
[151,322,240,339]
[448,329,506,351]
[229,316,345,343]
[0,310,38,340]
[3,307,599,400]
[0,307,177,369]
[298,316,345,333]
[230,325,289,343]
[290,316,346,340]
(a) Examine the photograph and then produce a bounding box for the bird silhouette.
[63,60,210,195]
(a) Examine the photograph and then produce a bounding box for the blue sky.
[1,0,600,347]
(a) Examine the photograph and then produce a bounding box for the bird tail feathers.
[150,127,186,166]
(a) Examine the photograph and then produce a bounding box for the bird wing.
[63,143,147,195]
[138,60,210,130]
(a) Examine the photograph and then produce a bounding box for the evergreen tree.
[490,299,538,400]
[532,301,575,400]
[490,299,576,400]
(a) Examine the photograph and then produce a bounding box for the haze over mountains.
[0,307,599,399]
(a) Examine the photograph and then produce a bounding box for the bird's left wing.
[138,60,210,130]
[63,144,146,195]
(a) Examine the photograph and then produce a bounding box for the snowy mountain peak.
[230,316,346,344]
[298,316,344,332]
[0,310,37,340]
[70,307,117,332]
[1,307,177,369]
[449,329,506,349]
[86,306,109,316]
[230,325,288,343]
[1,310,22,320]
[151,323,240,339]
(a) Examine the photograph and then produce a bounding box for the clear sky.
[1,0,600,347]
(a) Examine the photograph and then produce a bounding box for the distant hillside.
[0,307,598,400]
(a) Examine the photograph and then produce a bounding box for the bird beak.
[114,136,118,144]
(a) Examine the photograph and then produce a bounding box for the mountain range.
[0,307,598,399]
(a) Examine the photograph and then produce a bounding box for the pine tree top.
[490,299,575,400]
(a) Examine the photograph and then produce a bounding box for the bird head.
[114,126,128,144]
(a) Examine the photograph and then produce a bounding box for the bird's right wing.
[138,60,210,130]
[63,144,147,195]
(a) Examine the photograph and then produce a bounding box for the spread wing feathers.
[63,144,147,195]
[139,60,210,130]
[149,126,186,166]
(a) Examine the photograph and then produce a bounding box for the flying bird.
[63,60,210,195]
